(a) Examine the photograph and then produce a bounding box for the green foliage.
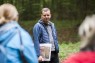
[19,20,81,42]
[59,42,80,61]
[53,20,81,29]
[0,0,95,20]
[19,20,37,34]
[53,20,81,42]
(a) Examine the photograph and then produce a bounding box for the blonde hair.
[79,15,95,49]
[0,3,18,24]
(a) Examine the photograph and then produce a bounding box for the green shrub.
[59,42,80,61]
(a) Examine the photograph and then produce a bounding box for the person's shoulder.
[49,21,54,25]
[49,21,55,27]
[19,27,29,35]
[34,22,43,28]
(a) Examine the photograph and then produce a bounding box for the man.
[33,8,59,63]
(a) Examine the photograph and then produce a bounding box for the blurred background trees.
[0,0,95,21]
[1,0,95,42]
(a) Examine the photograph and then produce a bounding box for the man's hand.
[38,56,44,62]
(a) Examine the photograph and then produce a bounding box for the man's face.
[41,11,51,24]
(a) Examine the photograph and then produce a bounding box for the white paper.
[40,43,52,61]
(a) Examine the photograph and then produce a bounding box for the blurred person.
[0,3,38,63]
[62,15,95,63]
[33,8,59,63]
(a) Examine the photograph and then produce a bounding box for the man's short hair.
[41,8,50,14]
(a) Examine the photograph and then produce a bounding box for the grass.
[53,20,81,29]
[59,42,80,62]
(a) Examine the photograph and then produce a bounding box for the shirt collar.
[39,19,52,26]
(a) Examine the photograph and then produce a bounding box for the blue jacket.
[33,20,59,57]
[0,21,38,63]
